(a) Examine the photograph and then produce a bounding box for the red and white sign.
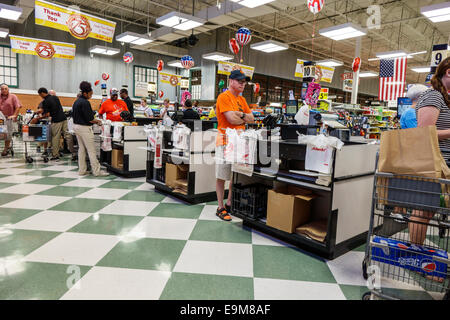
[10,35,76,60]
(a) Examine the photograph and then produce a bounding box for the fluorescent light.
[230,0,275,8]
[359,72,378,78]
[317,59,344,67]
[156,11,205,30]
[411,66,431,73]
[131,37,153,45]
[409,51,427,56]
[0,4,23,21]
[167,60,183,68]
[376,50,407,59]
[202,52,234,61]
[250,40,289,53]
[89,45,120,56]
[319,22,367,41]
[421,2,450,23]
[0,28,8,38]
[116,31,153,45]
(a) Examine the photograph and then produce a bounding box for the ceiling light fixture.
[411,66,431,73]
[167,60,183,68]
[376,50,408,59]
[250,40,289,53]
[420,1,450,23]
[156,11,205,31]
[116,31,153,45]
[0,4,23,21]
[230,0,275,8]
[316,59,344,67]
[359,72,378,78]
[202,51,234,61]
[89,45,120,56]
[0,28,9,38]
[319,22,367,41]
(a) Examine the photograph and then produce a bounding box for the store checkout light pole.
[351,37,362,105]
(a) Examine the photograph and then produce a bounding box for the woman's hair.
[79,81,92,94]
[164,98,170,104]
[406,84,429,102]
[431,57,450,106]
[141,98,147,103]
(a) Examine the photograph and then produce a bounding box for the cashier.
[182,99,200,120]
[98,88,128,121]
[136,98,154,118]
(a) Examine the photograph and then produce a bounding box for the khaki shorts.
[215,145,232,181]
[0,119,13,141]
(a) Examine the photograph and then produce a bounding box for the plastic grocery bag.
[154,131,163,169]
[112,123,123,142]
[299,134,343,174]
[172,124,191,150]
[295,105,310,125]
[224,128,240,163]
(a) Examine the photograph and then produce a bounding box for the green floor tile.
[14,164,52,169]
[148,203,203,219]
[205,200,219,206]
[0,193,28,206]
[253,245,337,283]
[0,229,60,258]
[353,243,367,252]
[0,262,91,300]
[0,182,15,190]
[160,272,254,300]
[82,174,116,180]
[18,170,58,177]
[338,285,370,300]
[427,235,449,251]
[37,186,92,197]
[0,174,8,179]
[97,181,143,189]
[338,284,434,300]
[49,198,114,213]
[97,238,186,271]
[0,208,42,225]
[28,177,73,185]
[69,214,143,236]
[189,220,252,244]
[119,190,166,202]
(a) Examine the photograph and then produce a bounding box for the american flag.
[379,57,407,101]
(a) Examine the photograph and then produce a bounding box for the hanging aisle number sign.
[303,65,315,78]
[431,44,449,67]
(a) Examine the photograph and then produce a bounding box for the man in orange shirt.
[215,69,254,221]
[98,88,128,122]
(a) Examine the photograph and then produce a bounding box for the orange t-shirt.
[216,90,251,146]
[98,99,128,122]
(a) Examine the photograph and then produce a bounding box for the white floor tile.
[253,278,346,300]
[1,195,71,210]
[198,205,243,223]
[162,196,190,205]
[25,232,120,266]
[0,168,34,175]
[0,163,26,169]
[50,171,84,179]
[12,210,92,232]
[134,183,155,191]
[60,266,171,300]
[62,179,109,188]
[0,183,55,194]
[131,216,197,240]
[174,240,253,277]
[76,188,131,200]
[251,230,289,247]
[0,175,42,184]
[44,165,79,171]
[99,200,159,216]
[114,177,146,183]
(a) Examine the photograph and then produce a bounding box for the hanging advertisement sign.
[10,35,76,60]
[342,72,353,92]
[294,59,304,78]
[318,88,329,100]
[160,72,181,86]
[35,0,116,43]
[317,65,335,83]
[431,44,449,67]
[217,61,254,79]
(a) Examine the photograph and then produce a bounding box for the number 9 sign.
[431,45,449,67]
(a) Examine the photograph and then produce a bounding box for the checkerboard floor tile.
[0,137,447,300]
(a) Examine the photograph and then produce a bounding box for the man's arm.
[224,111,246,125]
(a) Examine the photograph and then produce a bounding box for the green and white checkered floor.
[0,138,445,300]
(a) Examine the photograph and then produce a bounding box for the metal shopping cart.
[22,115,51,163]
[362,169,450,300]
[0,111,14,157]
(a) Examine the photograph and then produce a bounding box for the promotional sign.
[9,35,76,60]
[431,44,449,67]
[35,0,116,43]
[342,72,353,92]
[180,79,190,89]
[135,81,149,97]
[317,65,335,83]
[217,61,254,79]
[294,59,304,78]
[318,88,329,100]
[160,72,181,86]
[302,65,315,79]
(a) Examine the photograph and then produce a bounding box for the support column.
[351,37,362,105]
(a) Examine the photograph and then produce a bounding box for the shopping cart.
[0,112,14,157]
[362,169,450,300]
[22,116,51,163]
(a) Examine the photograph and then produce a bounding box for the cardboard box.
[165,164,188,189]
[266,186,316,233]
[111,149,124,169]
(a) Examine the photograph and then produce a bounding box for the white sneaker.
[78,171,89,176]
[94,171,109,177]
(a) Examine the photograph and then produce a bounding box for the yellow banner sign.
[317,65,335,83]
[217,61,254,79]
[294,59,304,78]
[35,0,116,43]
[10,35,76,60]
[160,73,181,86]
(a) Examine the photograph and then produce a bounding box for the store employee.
[120,88,134,119]
[182,99,200,120]
[99,88,128,121]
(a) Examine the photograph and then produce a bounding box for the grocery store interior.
[0,0,449,301]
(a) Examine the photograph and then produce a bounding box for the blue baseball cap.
[229,69,250,81]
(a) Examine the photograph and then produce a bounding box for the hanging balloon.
[123,52,134,64]
[235,27,252,46]
[102,73,110,81]
[94,80,100,86]
[159,90,164,98]
[253,83,260,95]
[352,57,361,73]
[181,55,195,69]
[218,80,225,90]
[228,38,240,55]
[307,0,325,14]
[157,60,164,72]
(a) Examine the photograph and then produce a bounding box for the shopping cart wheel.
[43,157,49,163]
[26,156,33,163]
[362,292,372,301]
[362,257,368,280]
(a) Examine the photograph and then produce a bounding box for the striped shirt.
[416,89,450,160]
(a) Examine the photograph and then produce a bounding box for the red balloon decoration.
[102,73,110,81]
[352,57,361,73]
[159,90,164,98]
[254,83,260,95]
[229,38,240,55]
[157,60,164,72]
[94,80,100,86]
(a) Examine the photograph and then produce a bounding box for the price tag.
[318,88,329,100]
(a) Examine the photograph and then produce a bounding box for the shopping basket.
[362,170,450,300]
[22,115,51,163]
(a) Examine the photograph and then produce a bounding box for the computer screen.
[285,100,298,115]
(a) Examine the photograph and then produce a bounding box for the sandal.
[216,207,232,221]
[1,149,9,157]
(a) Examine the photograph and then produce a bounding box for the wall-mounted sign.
[148,82,156,93]
[160,72,181,86]
[35,0,116,43]
[217,61,254,79]
[135,81,148,97]
[10,35,76,60]
[180,79,190,89]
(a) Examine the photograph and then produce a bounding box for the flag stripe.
[379,57,407,102]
